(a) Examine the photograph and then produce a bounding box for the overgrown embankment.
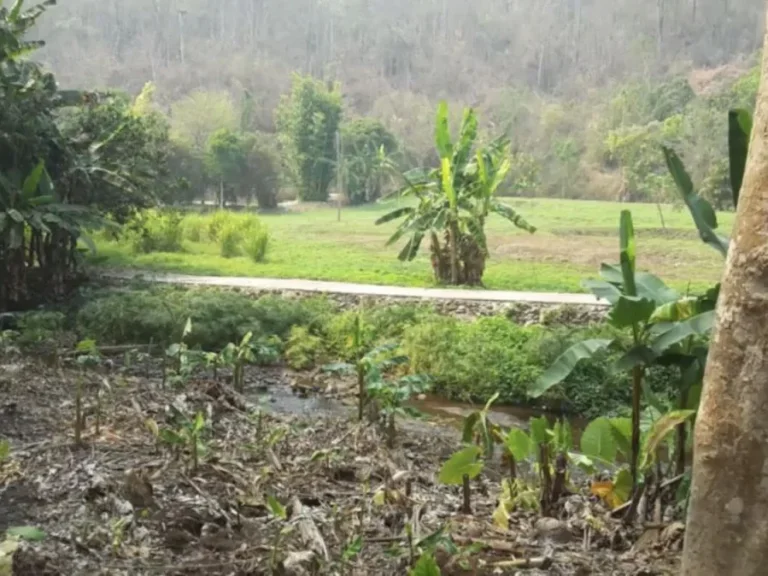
[3,283,678,419]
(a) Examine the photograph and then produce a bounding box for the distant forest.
[35,0,765,204]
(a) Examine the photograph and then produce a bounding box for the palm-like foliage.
[0,1,118,310]
[376,102,535,285]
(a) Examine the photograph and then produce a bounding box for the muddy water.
[254,373,586,437]
[410,394,587,438]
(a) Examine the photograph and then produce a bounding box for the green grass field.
[92,198,733,293]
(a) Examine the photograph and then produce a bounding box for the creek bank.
[0,359,682,575]
[97,274,608,325]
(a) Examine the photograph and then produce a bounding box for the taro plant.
[158,409,209,474]
[458,392,502,513]
[376,102,535,286]
[579,407,697,512]
[530,210,714,502]
[438,445,484,515]
[366,373,429,448]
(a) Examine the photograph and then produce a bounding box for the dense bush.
[402,316,544,404]
[76,287,333,350]
[219,226,242,258]
[125,209,185,254]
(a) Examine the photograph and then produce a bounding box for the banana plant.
[662,108,751,258]
[530,210,715,496]
[375,102,535,286]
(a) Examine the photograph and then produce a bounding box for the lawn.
[92,197,733,293]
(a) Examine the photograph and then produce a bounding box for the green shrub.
[243,226,269,263]
[182,213,207,242]
[17,311,66,346]
[206,210,232,242]
[402,316,544,404]
[126,209,184,254]
[285,326,324,370]
[219,225,242,258]
[76,287,334,352]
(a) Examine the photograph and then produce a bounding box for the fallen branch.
[492,556,553,570]
[291,497,329,561]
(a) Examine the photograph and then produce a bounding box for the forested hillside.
[35,0,765,203]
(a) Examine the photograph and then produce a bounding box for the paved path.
[101,270,607,306]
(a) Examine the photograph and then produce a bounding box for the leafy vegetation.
[377,103,536,285]
[276,75,343,202]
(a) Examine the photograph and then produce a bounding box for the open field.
[92,198,734,293]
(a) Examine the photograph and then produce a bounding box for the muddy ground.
[0,358,681,575]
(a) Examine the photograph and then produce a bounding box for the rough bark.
[682,15,768,575]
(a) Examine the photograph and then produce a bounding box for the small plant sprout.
[340,535,363,575]
[74,339,102,445]
[165,318,197,388]
[367,373,429,448]
[220,331,279,392]
[266,495,294,573]
[158,409,209,474]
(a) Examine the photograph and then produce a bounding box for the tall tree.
[681,13,768,576]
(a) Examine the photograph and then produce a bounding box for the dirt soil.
[0,358,682,575]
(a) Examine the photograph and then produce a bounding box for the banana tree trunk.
[449,219,459,285]
[681,16,768,574]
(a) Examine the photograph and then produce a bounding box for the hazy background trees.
[33,0,765,205]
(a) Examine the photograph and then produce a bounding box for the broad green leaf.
[6,526,46,542]
[21,161,44,199]
[504,428,532,462]
[438,446,483,485]
[461,412,480,444]
[530,339,613,398]
[490,201,536,233]
[609,418,632,458]
[651,311,716,354]
[641,410,696,469]
[529,416,549,446]
[434,101,452,159]
[619,211,637,297]
[728,108,752,208]
[7,209,23,223]
[580,417,618,463]
[634,273,680,304]
[454,108,478,168]
[583,279,622,305]
[599,263,624,285]
[267,495,287,520]
[614,345,657,372]
[663,147,729,257]
[409,553,441,576]
[375,207,413,225]
[650,298,699,323]
[609,296,656,328]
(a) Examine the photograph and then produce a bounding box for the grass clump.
[125,209,184,254]
[243,226,269,263]
[219,226,242,258]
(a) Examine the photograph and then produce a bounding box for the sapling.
[159,410,208,474]
[74,339,103,445]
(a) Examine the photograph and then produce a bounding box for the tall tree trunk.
[682,15,768,575]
